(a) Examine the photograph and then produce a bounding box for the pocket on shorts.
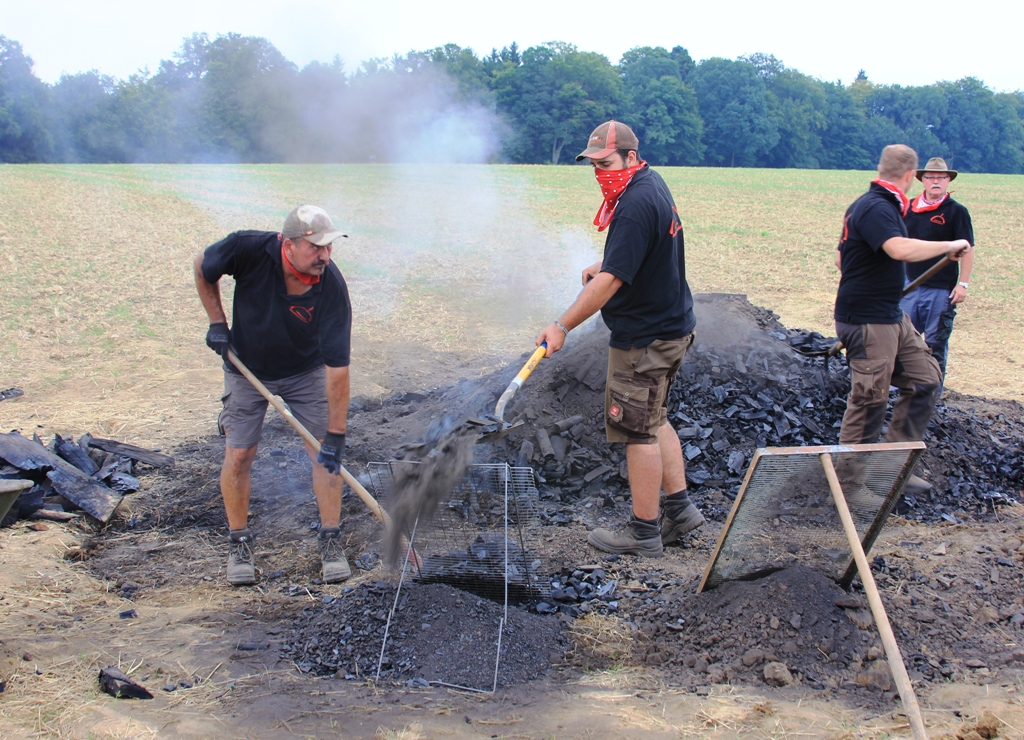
[608,373,656,435]
[848,358,888,406]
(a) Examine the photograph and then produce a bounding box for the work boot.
[588,516,663,558]
[661,493,706,544]
[226,529,256,586]
[318,526,352,583]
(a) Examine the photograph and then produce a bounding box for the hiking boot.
[588,516,663,558]
[661,498,706,543]
[226,529,256,586]
[318,526,351,583]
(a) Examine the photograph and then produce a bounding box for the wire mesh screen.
[367,462,547,600]
[699,442,924,592]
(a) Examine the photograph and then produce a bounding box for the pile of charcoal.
[0,431,173,526]
[282,580,565,688]
[486,299,1022,524]
[535,562,621,617]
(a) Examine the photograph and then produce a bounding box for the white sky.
[3,0,1020,92]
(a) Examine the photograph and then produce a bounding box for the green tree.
[0,36,53,162]
[494,42,621,164]
[744,54,827,168]
[618,46,703,165]
[49,71,126,162]
[692,57,778,167]
[819,82,871,170]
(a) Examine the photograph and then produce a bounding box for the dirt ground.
[3,298,1024,739]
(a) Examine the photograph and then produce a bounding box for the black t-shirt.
[201,230,352,381]
[904,196,973,291]
[599,166,696,349]
[834,183,908,325]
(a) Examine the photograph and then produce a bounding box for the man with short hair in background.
[535,120,704,558]
[833,145,972,447]
[194,205,353,586]
[899,157,975,383]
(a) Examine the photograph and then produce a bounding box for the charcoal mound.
[629,566,875,688]
[283,581,566,688]
[350,294,1022,526]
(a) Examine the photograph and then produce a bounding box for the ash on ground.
[282,581,566,689]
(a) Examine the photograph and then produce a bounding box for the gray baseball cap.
[282,205,347,246]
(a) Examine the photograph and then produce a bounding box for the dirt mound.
[282,581,566,689]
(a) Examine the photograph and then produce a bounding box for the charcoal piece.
[29,509,77,522]
[85,437,174,468]
[583,465,611,484]
[684,444,702,461]
[0,432,54,472]
[98,666,153,699]
[0,387,24,402]
[535,428,555,459]
[54,434,98,475]
[549,415,585,434]
[516,440,535,468]
[727,450,746,475]
[106,473,140,494]
[549,435,568,462]
[46,467,122,523]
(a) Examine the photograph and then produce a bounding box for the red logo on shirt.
[669,206,682,237]
[289,306,315,323]
[841,215,850,243]
[930,213,946,225]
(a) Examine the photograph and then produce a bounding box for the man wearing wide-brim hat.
[899,157,975,381]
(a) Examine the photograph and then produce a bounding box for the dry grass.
[1,164,1021,454]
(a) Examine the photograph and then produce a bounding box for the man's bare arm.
[325,365,350,435]
[194,252,227,324]
[537,271,624,355]
[834,249,842,271]
[882,237,971,263]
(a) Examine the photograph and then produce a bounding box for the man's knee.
[223,445,258,474]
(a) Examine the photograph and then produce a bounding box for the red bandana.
[281,239,320,285]
[594,161,647,231]
[910,192,949,213]
[871,178,910,216]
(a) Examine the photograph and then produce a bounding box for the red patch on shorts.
[610,404,621,416]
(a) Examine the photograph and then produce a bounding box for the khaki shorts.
[219,366,328,449]
[605,334,694,444]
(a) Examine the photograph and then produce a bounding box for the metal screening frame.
[367,461,543,692]
[698,441,924,593]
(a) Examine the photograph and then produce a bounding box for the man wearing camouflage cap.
[195,205,353,585]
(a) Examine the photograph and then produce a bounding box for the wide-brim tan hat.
[916,157,958,181]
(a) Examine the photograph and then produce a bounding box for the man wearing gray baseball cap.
[194,205,352,586]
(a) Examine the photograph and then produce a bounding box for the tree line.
[2,33,1023,172]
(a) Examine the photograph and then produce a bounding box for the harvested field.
[2,165,1024,739]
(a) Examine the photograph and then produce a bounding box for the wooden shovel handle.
[226,351,393,529]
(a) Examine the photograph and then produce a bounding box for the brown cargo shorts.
[219,365,328,449]
[605,334,695,444]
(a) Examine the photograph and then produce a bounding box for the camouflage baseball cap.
[282,205,347,246]
[575,120,640,162]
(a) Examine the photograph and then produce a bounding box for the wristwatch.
[958,281,969,289]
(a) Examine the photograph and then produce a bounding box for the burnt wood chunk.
[46,467,122,522]
[86,437,174,468]
[0,432,55,471]
[55,434,99,475]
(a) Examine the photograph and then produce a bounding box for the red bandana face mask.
[281,239,321,285]
[593,160,647,231]
[872,178,910,216]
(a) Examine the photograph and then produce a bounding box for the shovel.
[466,342,547,442]
[225,350,418,563]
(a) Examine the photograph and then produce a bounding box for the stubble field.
[1,163,1021,449]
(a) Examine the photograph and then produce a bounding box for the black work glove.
[206,322,231,357]
[317,432,346,475]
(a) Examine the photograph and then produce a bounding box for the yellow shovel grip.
[516,343,548,384]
